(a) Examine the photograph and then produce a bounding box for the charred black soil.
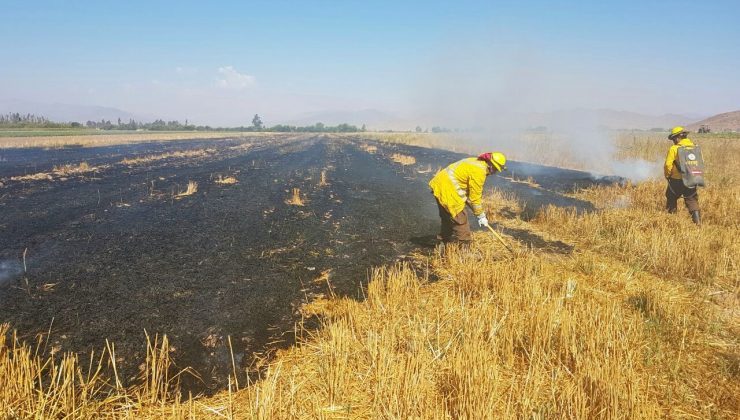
[0,135,611,393]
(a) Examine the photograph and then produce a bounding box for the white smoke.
[607,159,662,182]
[407,37,665,183]
[548,119,662,182]
[0,259,23,287]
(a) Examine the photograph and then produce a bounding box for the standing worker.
[429,152,506,244]
[665,126,701,224]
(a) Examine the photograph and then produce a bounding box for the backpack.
[676,145,706,188]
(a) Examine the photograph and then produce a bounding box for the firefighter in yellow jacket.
[429,152,506,243]
[665,126,700,224]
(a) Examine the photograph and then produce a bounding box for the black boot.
[691,210,701,225]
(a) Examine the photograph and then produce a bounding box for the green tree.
[252,114,263,130]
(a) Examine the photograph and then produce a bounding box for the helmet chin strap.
[486,162,496,175]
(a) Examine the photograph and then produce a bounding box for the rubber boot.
[690,210,701,226]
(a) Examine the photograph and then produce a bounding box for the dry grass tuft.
[52,161,93,175]
[10,172,54,182]
[501,174,541,188]
[285,187,305,206]
[175,181,198,198]
[215,175,238,185]
[10,161,99,182]
[319,169,330,187]
[121,149,213,166]
[0,324,196,418]
[228,142,254,152]
[390,153,416,166]
[359,143,378,154]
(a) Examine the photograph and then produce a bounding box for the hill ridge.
[687,110,740,132]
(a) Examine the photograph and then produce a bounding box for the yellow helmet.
[669,126,686,139]
[490,152,506,171]
[478,151,507,172]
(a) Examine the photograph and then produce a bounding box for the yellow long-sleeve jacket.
[664,138,694,179]
[429,157,488,217]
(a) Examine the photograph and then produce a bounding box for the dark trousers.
[436,199,472,243]
[666,178,699,213]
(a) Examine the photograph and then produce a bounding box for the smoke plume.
[408,37,663,182]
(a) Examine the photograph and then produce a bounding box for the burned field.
[0,135,613,392]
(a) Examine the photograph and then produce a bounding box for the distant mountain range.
[0,99,150,123]
[1,99,729,131]
[285,108,705,131]
[687,110,740,132]
[526,109,703,131]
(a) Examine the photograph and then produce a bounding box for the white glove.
[477,213,489,228]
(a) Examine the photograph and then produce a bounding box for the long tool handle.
[485,224,515,254]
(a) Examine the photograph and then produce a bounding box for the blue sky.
[1,0,739,126]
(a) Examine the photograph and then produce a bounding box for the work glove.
[477,213,489,228]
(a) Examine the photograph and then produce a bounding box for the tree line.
[1,112,365,133]
[84,118,199,131]
[0,113,70,128]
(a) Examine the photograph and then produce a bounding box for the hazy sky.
[1,0,739,125]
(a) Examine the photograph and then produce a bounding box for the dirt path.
[0,135,610,392]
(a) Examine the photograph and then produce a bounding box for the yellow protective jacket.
[429,157,488,217]
[664,138,694,179]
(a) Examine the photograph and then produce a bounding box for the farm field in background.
[0,128,111,137]
[0,130,256,148]
[0,132,738,418]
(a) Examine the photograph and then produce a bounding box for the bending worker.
[429,152,506,244]
[665,126,700,224]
